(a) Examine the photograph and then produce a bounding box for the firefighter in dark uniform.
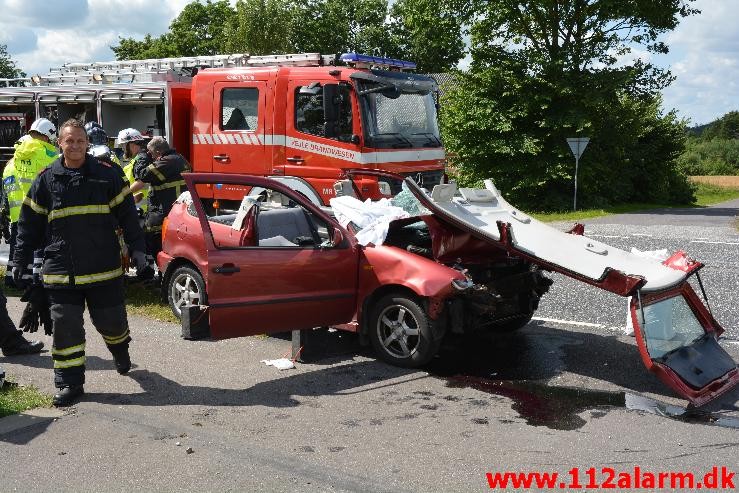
[13,119,147,407]
[129,136,189,259]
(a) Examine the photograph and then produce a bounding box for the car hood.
[406,178,692,296]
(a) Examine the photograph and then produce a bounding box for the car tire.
[167,265,207,319]
[369,293,440,368]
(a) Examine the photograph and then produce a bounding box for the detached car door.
[184,173,359,339]
[630,284,739,406]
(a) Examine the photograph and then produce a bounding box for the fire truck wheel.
[168,265,207,319]
[369,293,440,368]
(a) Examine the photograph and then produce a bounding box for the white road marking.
[631,233,653,237]
[532,317,605,328]
[690,240,739,245]
[587,234,629,239]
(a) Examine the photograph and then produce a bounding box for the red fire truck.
[0,53,445,205]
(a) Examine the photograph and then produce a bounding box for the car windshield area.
[356,80,441,150]
[637,294,707,359]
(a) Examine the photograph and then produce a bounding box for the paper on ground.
[261,358,295,370]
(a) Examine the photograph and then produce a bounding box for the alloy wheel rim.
[171,272,201,315]
[376,304,420,358]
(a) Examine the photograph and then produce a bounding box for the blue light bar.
[340,53,417,70]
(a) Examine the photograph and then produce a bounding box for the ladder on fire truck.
[0,53,337,87]
[1,52,414,88]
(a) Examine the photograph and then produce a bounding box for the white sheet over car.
[421,180,687,293]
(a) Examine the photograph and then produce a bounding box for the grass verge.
[532,182,739,223]
[124,281,178,324]
[0,380,53,418]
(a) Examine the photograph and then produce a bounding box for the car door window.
[195,182,335,249]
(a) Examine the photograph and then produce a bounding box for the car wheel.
[167,265,207,319]
[369,294,440,368]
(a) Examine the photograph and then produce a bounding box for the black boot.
[111,346,131,375]
[2,335,44,356]
[53,385,84,407]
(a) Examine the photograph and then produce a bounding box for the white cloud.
[656,0,739,124]
[0,26,37,55]
[88,0,176,37]
[0,0,191,76]
[15,29,120,74]
[0,0,89,29]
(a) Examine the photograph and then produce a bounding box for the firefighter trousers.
[4,222,17,286]
[144,210,165,258]
[48,278,130,388]
[0,288,22,348]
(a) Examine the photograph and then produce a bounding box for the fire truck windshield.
[353,72,441,150]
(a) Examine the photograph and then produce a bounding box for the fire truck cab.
[0,53,445,205]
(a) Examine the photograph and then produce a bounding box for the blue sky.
[1,0,736,126]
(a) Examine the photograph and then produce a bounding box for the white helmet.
[116,128,145,147]
[29,118,57,141]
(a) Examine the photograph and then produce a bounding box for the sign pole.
[574,154,579,211]
[566,137,590,211]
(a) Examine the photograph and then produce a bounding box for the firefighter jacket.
[139,149,190,217]
[2,161,19,222]
[123,151,149,213]
[14,154,145,290]
[2,138,58,222]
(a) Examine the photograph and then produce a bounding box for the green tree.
[225,0,294,55]
[442,0,698,209]
[0,44,25,81]
[288,0,393,55]
[701,111,739,140]
[387,0,467,72]
[112,0,234,59]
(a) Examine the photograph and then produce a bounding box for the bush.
[679,137,739,176]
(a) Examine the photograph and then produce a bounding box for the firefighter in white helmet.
[117,128,150,211]
[2,119,59,288]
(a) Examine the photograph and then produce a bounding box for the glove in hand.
[19,286,52,336]
[131,251,154,280]
[12,265,29,290]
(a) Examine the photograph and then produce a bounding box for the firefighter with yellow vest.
[117,128,150,214]
[13,119,147,407]
[2,119,59,287]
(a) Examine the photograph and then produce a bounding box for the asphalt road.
[1,200,738,492]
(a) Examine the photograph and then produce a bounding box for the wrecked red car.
[157,171,738,406]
